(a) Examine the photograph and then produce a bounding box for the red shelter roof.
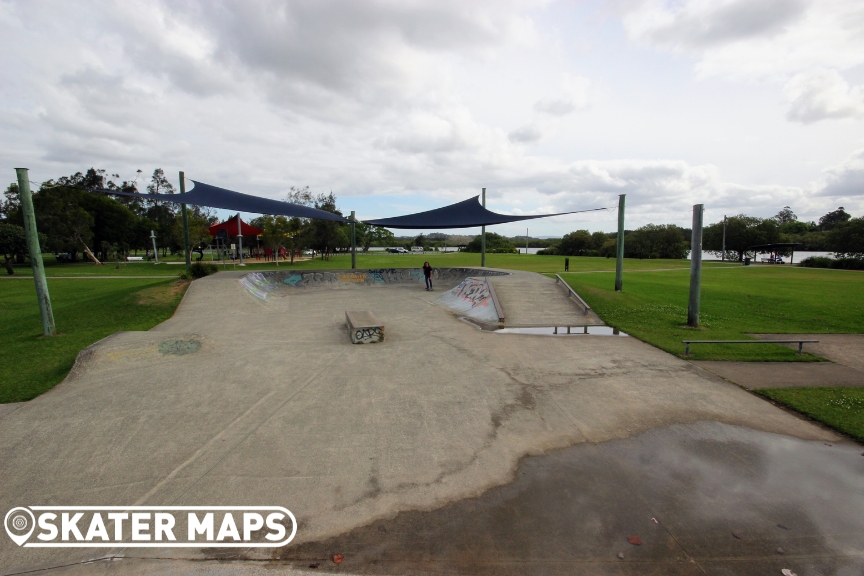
[208,215,263,237]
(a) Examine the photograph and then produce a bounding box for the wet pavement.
[281,422,864,576]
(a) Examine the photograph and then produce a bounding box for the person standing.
[422,261,433,291]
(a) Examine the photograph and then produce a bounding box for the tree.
[827,217,864,258]
[146,168,176,208]
[258,215,293,266]
[355,223,394,251]
[172,210,212,261]
[307,192,347,259]
[414,234,426,247]
[0,223,39,275]
[774,206,797,224]
[32,182,101,264]
[591,231,608,250]
[703,215,779,261]
[819,207,851,231]
[558,230,593,255]
[1,183,20,221]
[464,232,516,253]
[625,224,689,259]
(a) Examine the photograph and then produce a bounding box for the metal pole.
[525,227,528,255]
[150,230,159,264]
[15,168,56,336]
[236,213,244,266]
[350,211,356,270]
[721,215,726,262]
[179,171,191,268]
[615,194,625,292]
[687,204,704,327]
[481,188,486,267]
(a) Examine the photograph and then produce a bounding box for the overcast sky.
[2,0,863,236]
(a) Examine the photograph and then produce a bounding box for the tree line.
[0,167,395,273]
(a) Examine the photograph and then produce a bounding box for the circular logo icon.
[4,507,35,546]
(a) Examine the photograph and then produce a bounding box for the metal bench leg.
[798,342,803,354]
[685,343,690,356]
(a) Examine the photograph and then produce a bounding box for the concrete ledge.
[346,310,385,344]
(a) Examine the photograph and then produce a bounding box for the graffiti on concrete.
[284,274,303,286]
[437,277,500,323]
[240,268,509,299]
[339,273,367,283]
[454,278,492,308]
[240,272,280,300]
[353,327,384,343]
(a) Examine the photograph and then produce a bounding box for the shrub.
[799,257,833,268]
[799,256,864,270]
[179,262,218,280]
[831,258,864,270]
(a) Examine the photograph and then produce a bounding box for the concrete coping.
[346,310,383,329]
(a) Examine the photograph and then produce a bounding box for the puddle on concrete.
[495,325,628,336]
[280,422,864,575]
[157,339,201,356]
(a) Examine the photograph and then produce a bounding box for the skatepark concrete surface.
[1,270,861,575]
[694,334,864,389]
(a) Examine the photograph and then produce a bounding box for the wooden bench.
[345,311,385,344]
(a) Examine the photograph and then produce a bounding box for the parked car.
[387,247,409,254]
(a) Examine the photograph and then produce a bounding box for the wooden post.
[688,204,704,327]
[481,187,486,267]
[615,194,625,292]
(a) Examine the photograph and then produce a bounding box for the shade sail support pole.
[615,194,625,292]
[16,168,56,336]
[481,188,486,267]
[237,212,244,266]
[688,204,704,327]
[350,211,356,270]
[179,171,191,268]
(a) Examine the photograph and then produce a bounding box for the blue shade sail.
[363,195,608,229]
[92,180,348,222]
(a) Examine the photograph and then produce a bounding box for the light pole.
[525,227,529,255]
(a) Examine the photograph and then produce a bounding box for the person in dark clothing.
[422,261,433,291]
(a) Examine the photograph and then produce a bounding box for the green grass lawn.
[0,278,188,403]
[9,252,738,277]
[560,266,864,361]
[756,387,864,442]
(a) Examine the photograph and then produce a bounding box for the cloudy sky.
[1,0,863,236]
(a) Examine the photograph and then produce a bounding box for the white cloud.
[784,69,864,123]
[819,149,864,197]
[534,75,593,116]
[0,0,861,235]
[508,124,543,143]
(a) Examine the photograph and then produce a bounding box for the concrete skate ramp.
[437,277,502,323]
[0,272,858,575]
[240,267,509,300]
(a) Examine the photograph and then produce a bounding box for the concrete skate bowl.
[239,268,509,300]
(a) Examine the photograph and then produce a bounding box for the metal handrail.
[682,339,819,356]
[554,274,591,314]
